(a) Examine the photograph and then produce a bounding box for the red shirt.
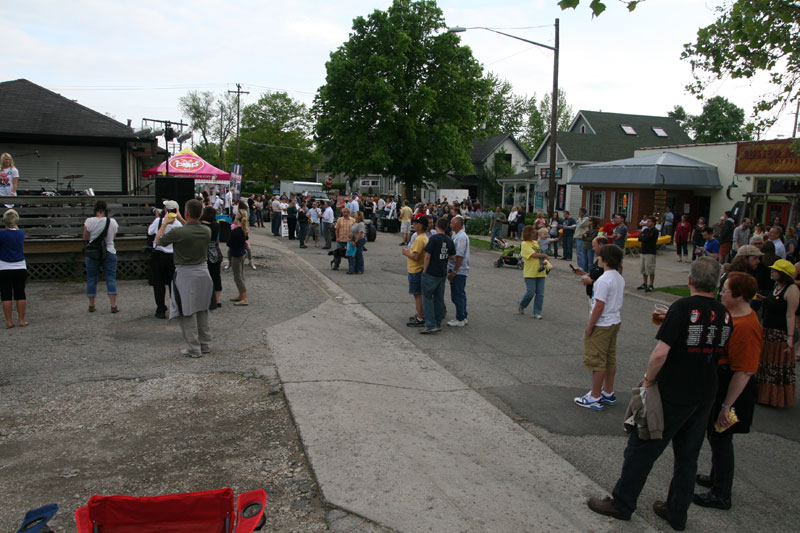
[602,221,617,235]
[719,311,762,372]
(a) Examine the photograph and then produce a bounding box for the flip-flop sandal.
[19,322,29,327]
[233,301,249,306]
[6,324,14,329]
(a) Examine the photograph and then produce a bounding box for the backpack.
[83,218,111,262]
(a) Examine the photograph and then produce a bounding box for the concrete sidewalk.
[261,235,654,532]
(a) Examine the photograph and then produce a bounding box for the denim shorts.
[408,271,422,295]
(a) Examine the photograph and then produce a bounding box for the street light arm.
[447,26,556,51]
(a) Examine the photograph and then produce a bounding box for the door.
[695,196,711,223]
[767,202,790,227]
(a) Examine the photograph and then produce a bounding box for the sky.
[3,0,796,142]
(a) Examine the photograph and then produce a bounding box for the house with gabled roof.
[450,133,532,206]
[0,79,157,195]
[523,110,692,218]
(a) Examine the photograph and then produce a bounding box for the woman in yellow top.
[518,225,550,319]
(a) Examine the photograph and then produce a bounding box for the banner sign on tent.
[230,164,242,203]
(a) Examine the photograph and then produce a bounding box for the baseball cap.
[769,259,796,278]
[735,245,763,257]
[163,200,179,211]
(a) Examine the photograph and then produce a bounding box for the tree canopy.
[669,96,753,143]
[231,92,318,188]
[313,0,491,197]
[557,0,644,17]
[179,91,236,167]
[682,0,799,133]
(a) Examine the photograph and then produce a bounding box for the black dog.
[328,247,346,270]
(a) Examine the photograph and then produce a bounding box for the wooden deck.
[1,195,156,280]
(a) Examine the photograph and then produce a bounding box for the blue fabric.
[575,238,587,271]
[449,274,467,321]
[520,276,546,316]
[421,272,446,329]
[408,272,422,295]
[0,229,25,263]
[85,252,117,297]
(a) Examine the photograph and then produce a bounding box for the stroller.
[493,237,524,269]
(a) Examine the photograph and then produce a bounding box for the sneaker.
[406,316,425,327]
[518,304,524,314]
[181,349,203,358]
[600,391,617,406]
[574,392,604,410]
[419,327,440,334]
[463,318,468,325]
[251,264,257,270]
[533,314,543,320]
[647,285,654,292]
[636,283,647,290]
[447,319,466,327]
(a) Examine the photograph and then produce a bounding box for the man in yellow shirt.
[401,216,429,326]
[399,201,414,246]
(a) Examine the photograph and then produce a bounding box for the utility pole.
[546,18,560,218]
[228,83,249,165]
[219,102,225,164]
[793,99,799,138]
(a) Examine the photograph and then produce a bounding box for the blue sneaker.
[574,392,604,411]
[601,391,617,406]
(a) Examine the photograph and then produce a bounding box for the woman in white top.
[508,206,519,239]
[83,200,119,313]
[1,153,20,206]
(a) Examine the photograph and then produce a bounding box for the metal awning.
[569,151,721,189]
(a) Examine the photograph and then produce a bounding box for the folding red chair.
[74,488,266,533]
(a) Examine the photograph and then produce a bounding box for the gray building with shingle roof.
[521,110,692,217]
[0,79,157,194]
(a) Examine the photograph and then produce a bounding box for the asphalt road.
[278,226,800,532]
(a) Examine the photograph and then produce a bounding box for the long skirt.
[756,327,795,407]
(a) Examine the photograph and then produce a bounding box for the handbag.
[83,217,110,262]
[346,241,357,257]
[207,240,222,264]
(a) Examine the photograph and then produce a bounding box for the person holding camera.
[83,200,119,313]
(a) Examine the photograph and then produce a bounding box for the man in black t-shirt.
[637,216,659,292]
[588,257,732,531]
[420,217,455,334]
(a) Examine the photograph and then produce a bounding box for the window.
[361,179,379,187]
[589,191,605,219]
[755,179,768,193]
[652,127,669,137]
[580,125,586,133]
[614,192,633,220]
[620,124,637,135]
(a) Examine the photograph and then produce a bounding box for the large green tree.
[669,96,753,143]
[682,0,799,133]
[314,0,491,198]
[484,73,527,138]
[518,89,573,156]
[231,92,319,189]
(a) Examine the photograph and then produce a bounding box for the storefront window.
[755,178,768,193]
[614,192,633,220]
[589,191,605,219]
[769,179,800,194]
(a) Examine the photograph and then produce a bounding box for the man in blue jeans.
[488,206,506,249]
[420,217,455,334]
[447,216,470,327]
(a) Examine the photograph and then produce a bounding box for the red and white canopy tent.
[142,147,230,185]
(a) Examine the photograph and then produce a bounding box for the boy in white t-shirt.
[574,244,625,411]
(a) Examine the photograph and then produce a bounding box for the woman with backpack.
[83,200,119,313]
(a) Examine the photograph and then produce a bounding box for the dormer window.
[621,124,637,135]
[580,125,586,133]
[652,126,669,137]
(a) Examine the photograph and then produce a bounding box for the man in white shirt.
[271,196,282,236]
[321,200,335,249]
[447,216,470,327]
[212,194,224,213]
[147,200,183,319]
[769,226,787,259]
[224,189,233,215]
[349,193,360,215]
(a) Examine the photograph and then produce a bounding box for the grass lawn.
[469,236,500,252]
[653,285,690,298]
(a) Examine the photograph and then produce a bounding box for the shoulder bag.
[83,218,111,262]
